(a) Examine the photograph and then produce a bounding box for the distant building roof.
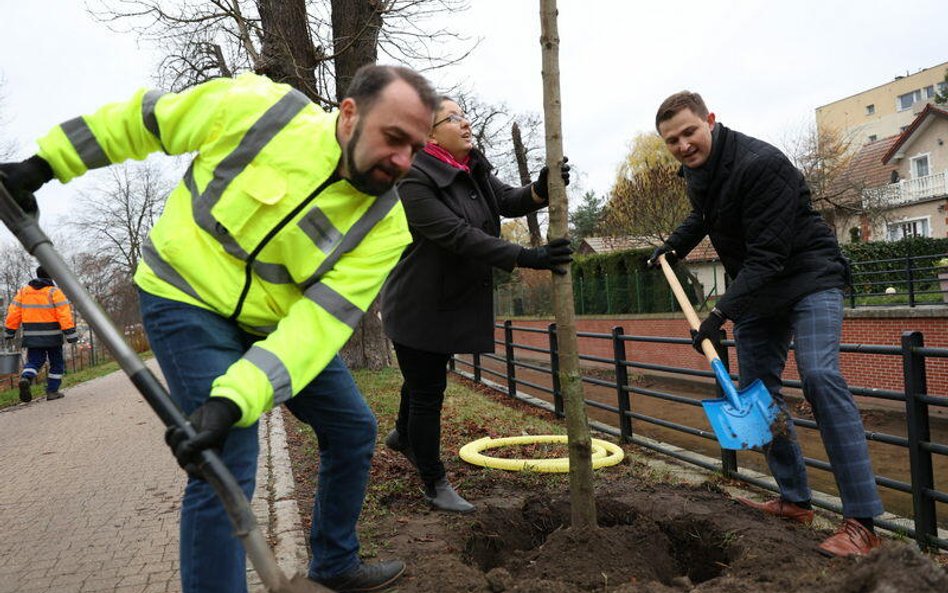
[832,135,901,197]
[578,236,719,262]
[683,238,719,263]
[883,103,948,164]
[577,236,651,254]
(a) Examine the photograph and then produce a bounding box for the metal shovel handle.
[0,181,331,593]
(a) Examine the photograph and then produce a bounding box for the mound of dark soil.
[369,482,946,593]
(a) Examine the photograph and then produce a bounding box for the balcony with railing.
[863,170,948,208]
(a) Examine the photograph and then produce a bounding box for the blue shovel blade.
[701,378,779,450]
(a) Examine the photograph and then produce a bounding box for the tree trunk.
[539,0,598,530]
[512,122,543,247]
[339,304,392,369]
[257,0,322,101]
[330,0,383,102]
[331,0,389,370]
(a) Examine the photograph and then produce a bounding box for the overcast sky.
[0,0,945,238]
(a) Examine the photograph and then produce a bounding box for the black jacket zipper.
[229,170,342,321]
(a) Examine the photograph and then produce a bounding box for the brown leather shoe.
[736,496,814,525]
[818,519,882,557]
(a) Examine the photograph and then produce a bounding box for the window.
[898,89,922,111]
[887,217,930,241]
[912,154,930,178]
[924,85,935,98]
[868,134,878,142]
[865,104,875,115]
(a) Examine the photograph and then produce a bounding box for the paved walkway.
[0,361,307,593]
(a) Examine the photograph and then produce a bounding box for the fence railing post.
[612,326,632,441]
[605,275,612,314]
[548,323,564,418]
[578,277,585,315]
[849,262,858,309]
[901,331,937,550]
[905,250,916,307]
[634,269,642,313]
[718,330,738,477]
[504,320,516,398]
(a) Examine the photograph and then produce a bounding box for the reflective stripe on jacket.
[35,73,412,426]
[4,282,77,348]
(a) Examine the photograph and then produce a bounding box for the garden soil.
[283,382,947,593]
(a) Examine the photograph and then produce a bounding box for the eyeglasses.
[433,113,467,127]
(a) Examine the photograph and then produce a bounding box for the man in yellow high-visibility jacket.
[0,64,437,593]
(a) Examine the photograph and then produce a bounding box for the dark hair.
[35,266,51,280]
[343,64,439,113]
[655,91,709,130]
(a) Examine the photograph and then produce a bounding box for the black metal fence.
[450,321,948,552]
[849,252,948,308]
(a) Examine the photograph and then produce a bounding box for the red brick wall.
[495,313,948,396]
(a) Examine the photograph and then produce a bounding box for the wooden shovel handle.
[658,254,720,364]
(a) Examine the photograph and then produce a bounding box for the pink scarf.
[423,143,471,173]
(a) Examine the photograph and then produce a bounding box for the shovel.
[658,254,778,450]
[0,181,333,593]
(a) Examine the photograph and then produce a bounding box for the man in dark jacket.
[648,91,883,557]
[4,266,78,402]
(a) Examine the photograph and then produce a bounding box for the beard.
[343,121,402,196]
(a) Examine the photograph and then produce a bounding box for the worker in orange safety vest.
[4,266,78,402]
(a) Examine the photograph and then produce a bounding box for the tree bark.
[539,0,597,529]
[330,0,383,102]
[257,0,322,101]
[331,0,389,369]
[512,122,543,247]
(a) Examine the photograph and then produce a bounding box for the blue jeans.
[139,290,377,593]
[733,288,883,518]
[23,346,65,392]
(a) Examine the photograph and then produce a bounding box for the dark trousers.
[22,346,65,393]
[393,342,452,486]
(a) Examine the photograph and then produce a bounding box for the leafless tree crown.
[91,0,476,106]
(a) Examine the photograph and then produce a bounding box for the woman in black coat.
[381,96,571,512]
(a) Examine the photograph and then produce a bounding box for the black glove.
[646,243,677,269]
[0,155,54,215]
[165,397,242,477]
[690,309,726,356]
[533,156,571,201]
[65,335,79,344]
[516,238,573,275]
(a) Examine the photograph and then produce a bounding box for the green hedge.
[493,237,948,316]
[571,249,698,314]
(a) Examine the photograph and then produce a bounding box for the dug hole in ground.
[283,369,948,593]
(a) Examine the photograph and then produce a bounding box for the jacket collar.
[678,123,735,202]
[411,148,490,188]
[28,278,53,290]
